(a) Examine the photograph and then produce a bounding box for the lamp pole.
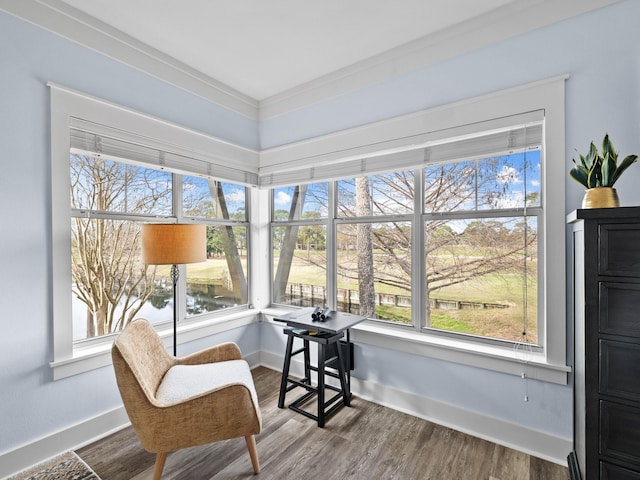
[170,264,179,356]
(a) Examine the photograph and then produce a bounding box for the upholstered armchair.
[111,318,262,479]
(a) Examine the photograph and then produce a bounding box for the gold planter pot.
[582,187,620,209]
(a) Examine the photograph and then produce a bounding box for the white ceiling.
[56,0,520,100]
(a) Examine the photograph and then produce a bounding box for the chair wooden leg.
[245,435,260,474]
[153,452,167,480]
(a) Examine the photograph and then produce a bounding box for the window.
[69,157,251,344]
[50,84,258,379]
[262,76,567,382]
[272,183,328,307]
[336,172,413,323]
[182,176,249,312]
[271,120,545,347]
[423,149,540,345]
[70,154,173,341]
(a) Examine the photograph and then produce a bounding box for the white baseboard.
[0,350,263,479]
[259,350,571,466]
[1,349,570,478]
[0,407,130,479]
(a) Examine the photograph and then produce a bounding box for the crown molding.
[0,0,621,122]
[258,0,621,120]
[0,0,259,120]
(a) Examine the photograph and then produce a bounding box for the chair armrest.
[134,383,262,453]
[177,342,242,365]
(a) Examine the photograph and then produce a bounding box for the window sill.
[50,310,261,380]
[261,308,571,385]
[356,322,570,384]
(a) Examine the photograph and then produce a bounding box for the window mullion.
[172,173,187,327]
[413,168,424,332]
[326,181,336,309]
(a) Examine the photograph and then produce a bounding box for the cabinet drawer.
[600,401,640,465]
[601,461,640,480]
[599,283,640,338]
[600,224,640,276]
[600,340,640,401]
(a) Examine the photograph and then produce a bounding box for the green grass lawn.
[188,250,538,343]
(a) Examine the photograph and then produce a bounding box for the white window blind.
[69,118,259,186]
[258,110,543,187]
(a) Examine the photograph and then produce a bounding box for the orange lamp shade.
[141,224,206,265]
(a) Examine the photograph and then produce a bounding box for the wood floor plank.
[77,366,570,479]
[490,444,530,480]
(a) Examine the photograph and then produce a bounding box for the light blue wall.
[259,0,640,447]
[261,0,640,209]
[2,0,640,465]
[0,10,258,455]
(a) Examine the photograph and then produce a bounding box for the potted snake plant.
[569,134,638,208]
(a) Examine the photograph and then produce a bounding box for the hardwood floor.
[78,366,569,479]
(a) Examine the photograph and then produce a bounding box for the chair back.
[112,318,174,404]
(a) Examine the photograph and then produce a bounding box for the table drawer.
[600,340,640,401]
[599,282,640,338]
[600,401,640,466]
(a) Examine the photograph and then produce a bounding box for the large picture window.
[271,123,544,347]
[50,84,257,378]
[69,153,250,343]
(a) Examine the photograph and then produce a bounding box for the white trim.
[259,75,569,373]
[258,116,544,187]
[0,407,130,479]
[1,354,265,479]
[0,351,569,478]
[50,311,260,380]
[49,83,261,378]
[49,83,259,173]
[0,0,618,120]
[352,323,569,384]
[352,375,571,466]
[50,77,569,378]
[259,75,567,175]
[0,0,258,119]
[261,313,569,385]
[259,349,571,466]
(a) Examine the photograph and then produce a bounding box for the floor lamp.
[141,223,206,356]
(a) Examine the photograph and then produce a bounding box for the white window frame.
[49,84,260,379]
[260,75,570,384]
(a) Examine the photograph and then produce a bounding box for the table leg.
[317,342,326,428]
[336,341,350,407]
[303,338,311,385]
[278,333,295,409]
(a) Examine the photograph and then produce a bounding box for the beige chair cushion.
[156,359,259,408]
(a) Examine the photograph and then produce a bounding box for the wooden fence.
[282,283,508,310]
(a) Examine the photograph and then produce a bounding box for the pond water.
[72,283,240,341]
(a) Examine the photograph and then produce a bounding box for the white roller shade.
[259,111,543,188]
[69,118,259,186]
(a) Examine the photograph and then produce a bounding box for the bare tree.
[273,185,307,303]
[355,177,375,316]
[290,157,536,325]
[70,154,170,337]
[209,180,247,303]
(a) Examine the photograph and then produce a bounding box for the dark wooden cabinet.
[568,208,640,480]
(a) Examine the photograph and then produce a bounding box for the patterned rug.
[8,451,101,480]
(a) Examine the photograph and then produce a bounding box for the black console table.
[274,308,366,427]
